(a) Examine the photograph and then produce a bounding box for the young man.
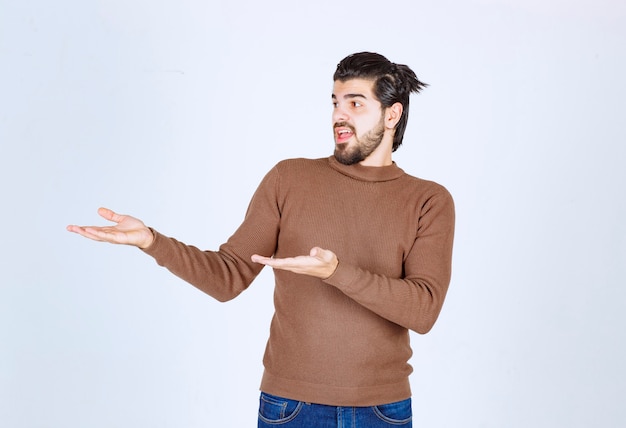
[68,52,455,427]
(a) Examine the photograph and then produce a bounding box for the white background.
[1,0,625,427]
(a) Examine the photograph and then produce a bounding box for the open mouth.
[334,124,355,144]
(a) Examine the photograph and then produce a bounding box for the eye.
[352,101,362,108]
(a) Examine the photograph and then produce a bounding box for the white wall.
[1,0,625,426]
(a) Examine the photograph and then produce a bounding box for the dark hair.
[333,52,427,151]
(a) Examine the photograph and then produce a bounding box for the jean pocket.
[372,398,412,425]
[258,392,304,424]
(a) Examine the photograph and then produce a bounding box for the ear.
[384,102,403,130]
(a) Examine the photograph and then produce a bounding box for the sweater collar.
[327,156,405,182]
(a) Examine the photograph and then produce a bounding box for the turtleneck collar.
[327,156,405,182]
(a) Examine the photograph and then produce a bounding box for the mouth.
[334,124,355,144]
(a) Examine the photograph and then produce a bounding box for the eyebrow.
[331,93,368,100]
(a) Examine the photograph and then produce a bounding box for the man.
[68,52,455,427]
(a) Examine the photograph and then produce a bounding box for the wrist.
[138,227,156,249]
[323,258,339,280]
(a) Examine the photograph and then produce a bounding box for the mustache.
[333,122,355,131]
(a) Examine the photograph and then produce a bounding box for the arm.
[68,167,282,302]
[330,191,455,333]
[253,189,455,333]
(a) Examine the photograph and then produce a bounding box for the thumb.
[310,247,330,259]
[98,207,121,223]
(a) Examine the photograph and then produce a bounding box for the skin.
[67,78,403,280]
[66,207,154,249]
[331,78,400,167]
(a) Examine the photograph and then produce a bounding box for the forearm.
[142,229,263,302]
[141,166,282,301]
[324,263,449,334]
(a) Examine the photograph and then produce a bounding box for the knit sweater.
[142,156,455,406]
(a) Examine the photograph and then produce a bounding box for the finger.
[310,247,331,260]
[252,255,300,269]
[84,226,131,244]
[251,254,274,265]
[66,225,80,233]
[260,258,294,268]
[66,225,107,242]
[310,247,329,257]
[97,207,122,223]
[67,225,96,235]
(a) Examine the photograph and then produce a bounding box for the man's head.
[333,52,427,154]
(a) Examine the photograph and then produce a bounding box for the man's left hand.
[251,247,338,279]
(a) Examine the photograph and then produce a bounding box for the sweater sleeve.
[141,166,281,302]
[323,188,455,334]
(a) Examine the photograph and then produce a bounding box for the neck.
[360,133,394,167]
[360,152,393,167]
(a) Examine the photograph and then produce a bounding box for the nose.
[332,103,349,124]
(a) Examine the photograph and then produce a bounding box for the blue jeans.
[258,392,412,427]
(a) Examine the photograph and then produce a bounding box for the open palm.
[67,207,154,249]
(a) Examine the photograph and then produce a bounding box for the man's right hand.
[67,207,155,249]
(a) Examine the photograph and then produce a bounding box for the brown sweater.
[143,156,455,406]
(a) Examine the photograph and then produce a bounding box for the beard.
[333,116,385,166]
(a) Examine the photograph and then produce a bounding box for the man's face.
[332,79,386,165]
